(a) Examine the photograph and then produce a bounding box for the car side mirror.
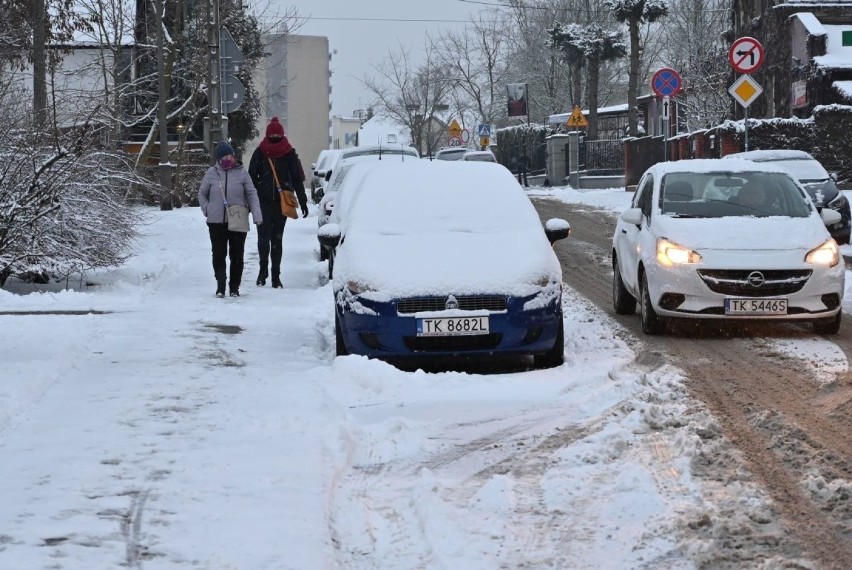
[544,218,571,244]
[311,162,316,170]
[316,186,324,200]
[620,208,643,227]
[325,170,332,182]
[318,223,341,249]
[821,208,841,226]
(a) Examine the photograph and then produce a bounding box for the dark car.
[725,150,850,244]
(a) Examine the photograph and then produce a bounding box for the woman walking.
[198,141,263,298]
[248,117,309,288]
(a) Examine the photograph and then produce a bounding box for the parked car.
[462,150,498,163]
[316,145,420,262]
[310,149,341,204]
[724,149,850,244]
[612,159,844,335]
[318,160,571,367]
[434,147,468,161]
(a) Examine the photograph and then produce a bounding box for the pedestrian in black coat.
[517,152,530,187]
[248,117,309,288]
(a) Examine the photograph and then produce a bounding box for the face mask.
[268,135,282,143]
[219,156,236,170]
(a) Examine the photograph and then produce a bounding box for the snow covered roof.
[790,12,828,36]
[649,158,792,175]
[357,116,411,148]
[814,24,852,69]
[834,80,852,98]
[779,1,852,6]
[724,149,815,161]
[548,104,628,124]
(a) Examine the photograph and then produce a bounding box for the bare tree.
[605,0,669,136]
[433,12,512,126]
[661,0,731,130]
[362,42,454,157]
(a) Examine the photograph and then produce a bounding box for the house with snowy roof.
[732,0,852,118]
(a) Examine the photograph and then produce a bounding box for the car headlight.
[656,238,702,266]
[828,192,848,212]
[805,239,839,267]
[346,280,375,295]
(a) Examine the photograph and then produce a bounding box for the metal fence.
[579,138,624,176]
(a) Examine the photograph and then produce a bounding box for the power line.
[292,16,469,23]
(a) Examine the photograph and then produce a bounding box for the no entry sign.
[651,68,682,98]
[729,37,765,74]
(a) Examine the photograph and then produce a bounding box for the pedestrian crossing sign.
[566,105,588,128]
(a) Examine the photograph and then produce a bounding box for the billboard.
[507,83,528,117]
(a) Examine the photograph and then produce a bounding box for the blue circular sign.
[651,68,682,98]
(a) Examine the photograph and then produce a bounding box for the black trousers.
[518,168,529,187]
[208,223,248,291]
[256,207,286,277]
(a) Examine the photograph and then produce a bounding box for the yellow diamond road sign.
[566,105,589,128]
[729,74,763,108]
[447,119,462,138]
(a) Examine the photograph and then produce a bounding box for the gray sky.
[270,0,492,117]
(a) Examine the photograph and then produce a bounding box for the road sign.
[448,137,462,146]
[222,73,245,114]
[220,27,244,73]
[448,119,462,138]
[661,96,671,120]
[479,136,490,148]
[651,68,683,98]
[566,105,588,128]
[728,74,763,108]
[728,36,765,74]
[477,124,492,137]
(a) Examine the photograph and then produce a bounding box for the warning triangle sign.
[566,105,588,128]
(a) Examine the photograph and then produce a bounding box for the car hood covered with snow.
[652,214,832,251]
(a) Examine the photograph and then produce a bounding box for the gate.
[582,139,623,176]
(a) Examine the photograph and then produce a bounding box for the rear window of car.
[436,149,467,160]
[763,158,829,182]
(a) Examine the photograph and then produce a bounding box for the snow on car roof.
[346,161,539,233]
[723,149,814,161]
[650,158,792,175]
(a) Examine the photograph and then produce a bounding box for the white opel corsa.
[612,159,845,335]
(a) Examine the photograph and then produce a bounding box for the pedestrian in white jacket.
[198,141,263,298]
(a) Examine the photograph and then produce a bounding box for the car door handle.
[621,229,627,234]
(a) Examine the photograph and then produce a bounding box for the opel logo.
[445,295,459,310]
[747,271,765,287]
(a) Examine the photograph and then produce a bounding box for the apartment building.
[250,34,330,167]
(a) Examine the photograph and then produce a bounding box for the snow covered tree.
[605,0,669,136]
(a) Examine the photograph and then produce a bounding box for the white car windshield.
[660,172,812,218]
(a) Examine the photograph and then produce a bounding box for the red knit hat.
[266,117,286,138]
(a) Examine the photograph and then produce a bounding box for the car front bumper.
[336,291,563,359]
[645,249,844,321]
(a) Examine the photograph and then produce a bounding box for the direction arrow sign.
[728,74,763,108]
[662,96,671,120]
[651,68,682,98]
[728,36,765,74]
[566,105,588,128]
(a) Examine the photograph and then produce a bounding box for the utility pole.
[32,0,47,130]
[207,0,223,163]
[155,0,173,210]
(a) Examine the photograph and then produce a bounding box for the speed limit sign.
[449,137,462,146]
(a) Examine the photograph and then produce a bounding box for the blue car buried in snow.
[318,160,571,368]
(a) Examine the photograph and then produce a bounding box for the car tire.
[640,272,665,335]
[335,310,348,356]
[612,257,636,315]
[813,311,841,334]
[534,316,564,369]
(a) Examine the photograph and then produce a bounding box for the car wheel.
[335,310,348,356]
[640,272,665,335]
[534,316,564,368]
[612,256,636,315]
[813,311,841,334]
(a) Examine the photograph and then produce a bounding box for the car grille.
[397,295,508,314]
[697,269,812,297]
[403,333,502,352]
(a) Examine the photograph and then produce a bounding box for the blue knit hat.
[215,141,234,161]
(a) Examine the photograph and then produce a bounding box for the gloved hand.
[301,204,309,218]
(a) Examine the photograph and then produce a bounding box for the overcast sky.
[268,0,493,117]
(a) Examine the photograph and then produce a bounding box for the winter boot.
[271,274,283,289]
[256,267,268,287]
[229,287,240,297]
[216,277,226,298]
